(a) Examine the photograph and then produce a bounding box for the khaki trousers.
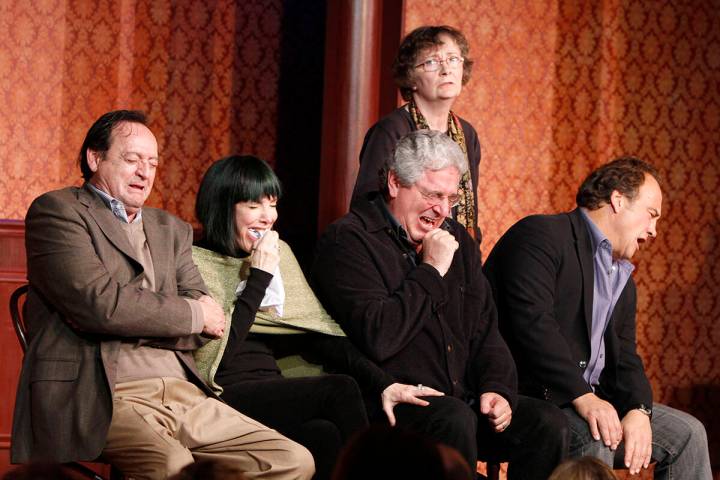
[102,377,314,480]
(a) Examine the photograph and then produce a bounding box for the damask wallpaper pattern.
[0,0,282,221]
[406,0,719,473]
[0,0,717,474]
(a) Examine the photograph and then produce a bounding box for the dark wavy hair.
[576,157,661,211]
[195,155,282,257]
[78,110,148,181]
[393,25,474,101]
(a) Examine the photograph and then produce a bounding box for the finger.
[643,445,652,469]
[383,405,396,427]
[425,229,440,240]
[624,439,636,470]
[479,395,495,415]
[494,417,511,432]
[492,410,512,428]
[588,417,601,442]
[596,417,614,447]
[491,410,511,425]
[415,387,445,397]
[629,444,643,474]
[612,418,624,448]
[488,415,505,428]
[487,400,510,419]
[403,395,430,407]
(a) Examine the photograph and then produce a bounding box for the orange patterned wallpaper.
[406,0,719,471]
[0,0,282,222]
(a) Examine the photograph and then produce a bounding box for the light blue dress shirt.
[579,208,634,389]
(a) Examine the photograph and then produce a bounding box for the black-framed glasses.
[414,55,464,72]
[415,185,460,208]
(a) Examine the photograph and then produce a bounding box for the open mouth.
[420,215,438,229]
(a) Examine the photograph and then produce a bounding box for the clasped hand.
[573,393,652,474]
[421,228,458,277]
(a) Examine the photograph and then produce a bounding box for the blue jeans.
[562,403,711,479]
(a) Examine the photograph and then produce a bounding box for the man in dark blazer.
[484,158,710,478]
[312,130,567,480]
[11,110,313,479]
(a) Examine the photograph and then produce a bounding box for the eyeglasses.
[415,185,460,208]
[414,55,464,72]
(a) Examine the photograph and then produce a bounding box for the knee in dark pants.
[398,396,478,468]
[526,398,569,454]
[426,398,478,441]
[319,374,363,398]
[503,396,569,479]
[293,419,341,480]
[537,402,570,442]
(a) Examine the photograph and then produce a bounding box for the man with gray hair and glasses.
[312,130,568,479]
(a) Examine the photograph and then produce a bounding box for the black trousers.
[220,374,368,480]
[390,395,569,480]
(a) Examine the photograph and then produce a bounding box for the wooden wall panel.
[0,221,26,471]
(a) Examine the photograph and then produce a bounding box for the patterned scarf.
[409,100,476,238]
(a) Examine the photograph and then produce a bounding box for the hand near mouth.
[421,228,458,277]
[250,230,280,274]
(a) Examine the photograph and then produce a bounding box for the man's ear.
[86,149,102,173]
[387,170,401,200]
[610,190,623,213]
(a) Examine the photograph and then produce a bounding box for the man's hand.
[480,392,512,432]
[572,392,623,450]
[621,409,652,474]
[198,295,225,338]
[381,383,444,426]
[421,228,458,277]
[251,230,280,274]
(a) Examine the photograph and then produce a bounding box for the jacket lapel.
[80,185,142,266]
[569,208,594,339]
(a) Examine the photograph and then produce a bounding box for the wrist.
[628,403,653,420]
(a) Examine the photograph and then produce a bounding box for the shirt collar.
[87,183,142,224]
[579,207,634,273]
[375,196,415,250]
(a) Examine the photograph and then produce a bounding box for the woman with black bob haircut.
[196,154,283,257]
[193,155,388,480]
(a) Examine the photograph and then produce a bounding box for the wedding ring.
[417,383,424,390]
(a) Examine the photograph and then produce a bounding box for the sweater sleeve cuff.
[184,298,205,334]
[412,263,448,304]
[239,268,274,304]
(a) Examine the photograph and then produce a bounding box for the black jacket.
[312,194,517,408]
[483,208,652,415]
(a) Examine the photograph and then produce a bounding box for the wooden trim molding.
[0,220,26,283]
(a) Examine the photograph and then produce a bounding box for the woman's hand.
[381,383,444,426]
[250,230,280,273]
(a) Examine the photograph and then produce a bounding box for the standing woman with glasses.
[353,25,482,244]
